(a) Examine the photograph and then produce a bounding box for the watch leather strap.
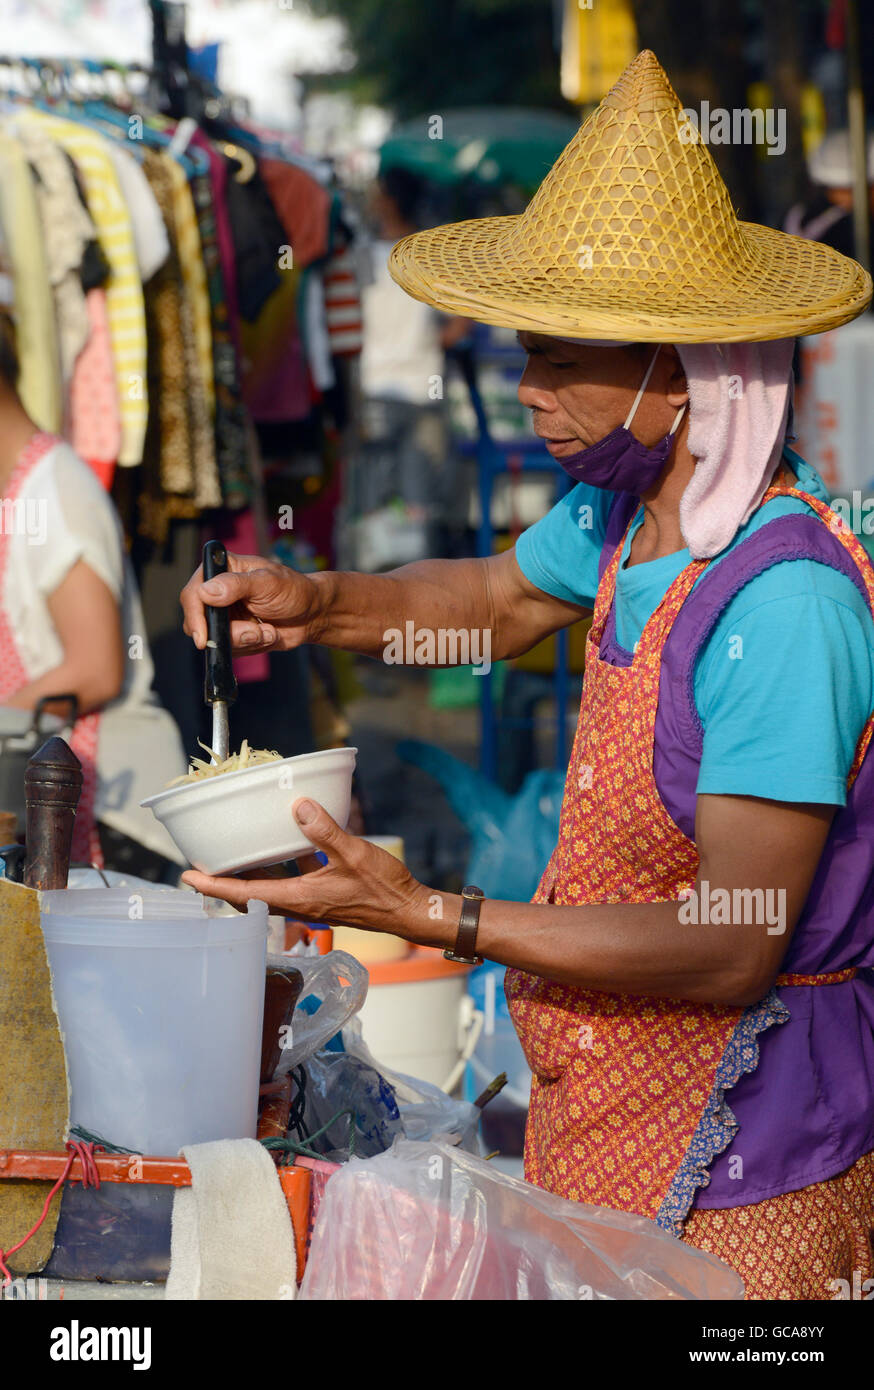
[444,884,484,965]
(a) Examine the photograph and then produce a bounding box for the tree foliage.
[309,0,566,118]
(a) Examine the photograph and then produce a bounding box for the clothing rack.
[0,56,149,93]
[0,53,233,126]
[0,0,236,127]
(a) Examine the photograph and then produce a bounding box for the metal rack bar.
[459,351,573,780]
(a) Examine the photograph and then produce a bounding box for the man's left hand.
[181,797,437,942]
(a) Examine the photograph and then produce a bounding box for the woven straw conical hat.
[388,50,872,342]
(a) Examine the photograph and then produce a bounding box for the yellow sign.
[561,0,638,106]
[748,81,826,161]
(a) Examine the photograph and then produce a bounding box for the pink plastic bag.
[298,1139,744,1301]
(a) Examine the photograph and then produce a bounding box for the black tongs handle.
[202,541,238,707]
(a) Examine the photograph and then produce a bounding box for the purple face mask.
[554,346,686,494]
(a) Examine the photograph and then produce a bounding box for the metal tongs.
[202,540,238,765]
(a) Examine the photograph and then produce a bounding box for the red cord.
[0,1141,102,1286]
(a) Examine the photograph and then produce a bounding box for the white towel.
[675,339,796,559]
[165,1138,298,1301]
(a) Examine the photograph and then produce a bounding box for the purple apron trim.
[596,491,642,667]
[597,491,640,585]
[657,987,791,1236]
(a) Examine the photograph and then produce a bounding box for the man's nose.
[517,359,556,411]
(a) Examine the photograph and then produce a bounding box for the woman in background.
[0,292,187,879]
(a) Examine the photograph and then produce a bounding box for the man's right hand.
[181,546,590,665]
[180,552,319,655]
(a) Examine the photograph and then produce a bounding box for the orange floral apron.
[0,432,103,867]
[505,479,874,1237]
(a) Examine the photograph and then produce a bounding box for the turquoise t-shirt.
[515,450,874,806]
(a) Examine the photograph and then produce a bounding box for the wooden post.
[23,737,83,892]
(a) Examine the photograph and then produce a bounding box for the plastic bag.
[397,739,563,901]
[301,1049,405,1162]
[273,950,368,1073]
[299,1139,744,1301]
[342,1019,481,1152]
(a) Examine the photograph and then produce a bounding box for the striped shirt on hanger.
[17,109,148,468]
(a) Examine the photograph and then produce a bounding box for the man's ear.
[665,348,689,407]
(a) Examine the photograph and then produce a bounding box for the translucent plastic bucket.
[40,889,268,1155]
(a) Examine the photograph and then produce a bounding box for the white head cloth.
[674,340,796,558]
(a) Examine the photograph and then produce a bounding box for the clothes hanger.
[219,139,256,184]
[63,58,207,178]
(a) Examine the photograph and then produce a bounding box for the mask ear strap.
[623,345,687,437]
[623,346,662,429]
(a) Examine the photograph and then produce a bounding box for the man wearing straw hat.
[182,52,874,1299]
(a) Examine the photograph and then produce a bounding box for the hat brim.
[388,215,872,342]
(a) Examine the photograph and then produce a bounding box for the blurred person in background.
[356,166,473,566]
[785,129,874,267]
[0,287,187,880]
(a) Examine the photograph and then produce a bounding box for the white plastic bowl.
[141,746,357,874]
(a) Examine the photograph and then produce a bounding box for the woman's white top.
[3,440,188,862]
[359,239,444,403]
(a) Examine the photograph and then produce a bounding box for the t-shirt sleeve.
[514,481,615,608]
[34,445,125,603]
[695,577,874,807]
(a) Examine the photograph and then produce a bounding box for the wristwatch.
[444,885,485,965]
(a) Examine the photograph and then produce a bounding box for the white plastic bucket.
[357,950,483,1093]
[40,889,268,1154]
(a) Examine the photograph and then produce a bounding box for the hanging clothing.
[14,122,94,402]
[224,166,287,322]
[163,153,215,418]
[259,156,332,272]
[16,110,148,467]
[187,151,251,508]
[322,238,364,358]
[70,288,122,480]
[0,431,187,864]
[139,149,193,500]
[239,262,311,423]
[190,134,242,349]
[303,267,334,393]
[103,140,170,283]
[0,96,361,563]
[139,148,220,536]
[0,130,62,432]
[258,158,338,400]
